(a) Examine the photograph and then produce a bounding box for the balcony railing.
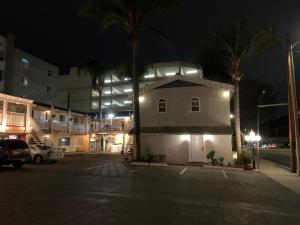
[7,112,25,126]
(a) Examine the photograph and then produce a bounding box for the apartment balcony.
[7,112,26,126]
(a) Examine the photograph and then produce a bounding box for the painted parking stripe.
[222,169,228,179]
[86,161,112,170]
[180,167,188,176]
[130,167,146,173]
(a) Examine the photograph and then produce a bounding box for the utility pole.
[286,33,300,174]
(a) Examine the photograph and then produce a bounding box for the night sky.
[1,0,300,104]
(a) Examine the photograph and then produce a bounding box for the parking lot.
[1,153,300,225]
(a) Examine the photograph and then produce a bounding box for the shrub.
[158,154,167,162]
[236,151,251,169]
[218,157,224,166]
[206,150,218,165]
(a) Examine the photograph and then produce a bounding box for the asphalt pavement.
[0,153,300,225]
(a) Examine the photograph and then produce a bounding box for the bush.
[236,151,251,169]
[206,151,224,166]
[158,154,167,162]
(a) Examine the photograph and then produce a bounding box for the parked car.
[0,139,32,168]
[30,145,64,164]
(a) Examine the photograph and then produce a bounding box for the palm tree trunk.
[234,81,242,154]
[132,39,141,160]
[98,91,102,150]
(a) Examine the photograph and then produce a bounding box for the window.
[58,138,70,146]
[48,70,53,78]
[21,58,29,69]
[21,76,29,86]
[191,97,200,112]
[0,71,3,81]
[59,115,65,122]
[92,89,99,97]
[158,99,167,113]
[91,101,99,110]
[46,85,52,93]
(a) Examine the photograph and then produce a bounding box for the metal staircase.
[124,136,134,161]
[29,118,48,146]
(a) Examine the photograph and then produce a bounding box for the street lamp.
[245,130,261,169]
[286,34,300,174]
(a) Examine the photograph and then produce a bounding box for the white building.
[0,33,58,105]
[135,75,234,164]
[55,61,203,115]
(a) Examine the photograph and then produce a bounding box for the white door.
[189,135,205,162]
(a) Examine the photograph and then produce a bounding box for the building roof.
[129,126,233,134]
[138,75,234,96]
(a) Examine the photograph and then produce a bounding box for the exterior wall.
[140,134,232,164]
[12,48,58,105]
[140,86,231,127]
[55,67,92,113]
[50,133,89,153]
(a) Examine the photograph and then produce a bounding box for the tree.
[77,58,114,122]
[210,20,277,153]
[79,0,179,159]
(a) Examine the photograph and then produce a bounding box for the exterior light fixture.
[181,134,191,141]
[104,80,111,83]
[186,70,198,74]
[123,100,132,104]
[223,90,230,98]
[139,96,145,103]
[165,72,176,76]
[124,89,133,93]
[203,134,213,141]
[108,113,115,119]
[104,91,111,95]
[230,114,234,119]
[144,74,155,79]
[104,102,111,106]
[244,130,261,169]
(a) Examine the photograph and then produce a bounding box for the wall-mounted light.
[181,134,191,142]
[108,113,115,119]
[186,70,198,74]
[223,90,230,98]
[139,96,145,103]
[144,74,155,79]
[124,89,133,93]
[104,80,111,83]
[165,72,176,76]
[124,100,132,104]
[230,114,234,119]
[203,134,213,141]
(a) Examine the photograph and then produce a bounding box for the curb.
[203,165,244,171]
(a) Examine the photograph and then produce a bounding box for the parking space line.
[130,167,146,173]
[222,169,228,179]
[180,167,188,176]
[86,161,111,170]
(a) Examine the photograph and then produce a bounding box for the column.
[1,100,8,132]
[25,103,32,133]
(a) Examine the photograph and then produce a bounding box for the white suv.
[30,145,64,164]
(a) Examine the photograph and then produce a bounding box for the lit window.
[21,58,29,69]
[48,70,53,78]
[92,89,99,97]
[158,99,167,113]
[46,85,52,93]
[58,137,70,146]
[191,97,200,112]
[21,76,29,86]
[91,101,99,110]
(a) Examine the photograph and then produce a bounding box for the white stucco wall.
[140,86,231,127]
[140,134,232,165]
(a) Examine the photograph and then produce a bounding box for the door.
[189,135,205,162]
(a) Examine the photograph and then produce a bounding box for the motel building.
[0,93,32,140]
[131,75,234,164]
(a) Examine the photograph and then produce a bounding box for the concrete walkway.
[259,159,300,195]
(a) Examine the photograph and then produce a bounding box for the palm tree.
[78,58,106,122]
[79,0,178,159]
[210,21,277,154]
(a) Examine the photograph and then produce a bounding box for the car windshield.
[8,140,29,150]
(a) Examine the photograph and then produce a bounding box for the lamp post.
[245,130,261,169]
[286,34,300,174]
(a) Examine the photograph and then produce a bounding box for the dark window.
[48,70,53,78]
[158,99,167,113]
[191,97,200,112]
[59,115,65,122]
[0,71,3,81]
[46,85,52,93]
[21,76,29,86]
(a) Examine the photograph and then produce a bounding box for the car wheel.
[34,155,44,164]
[13,162,24,168]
